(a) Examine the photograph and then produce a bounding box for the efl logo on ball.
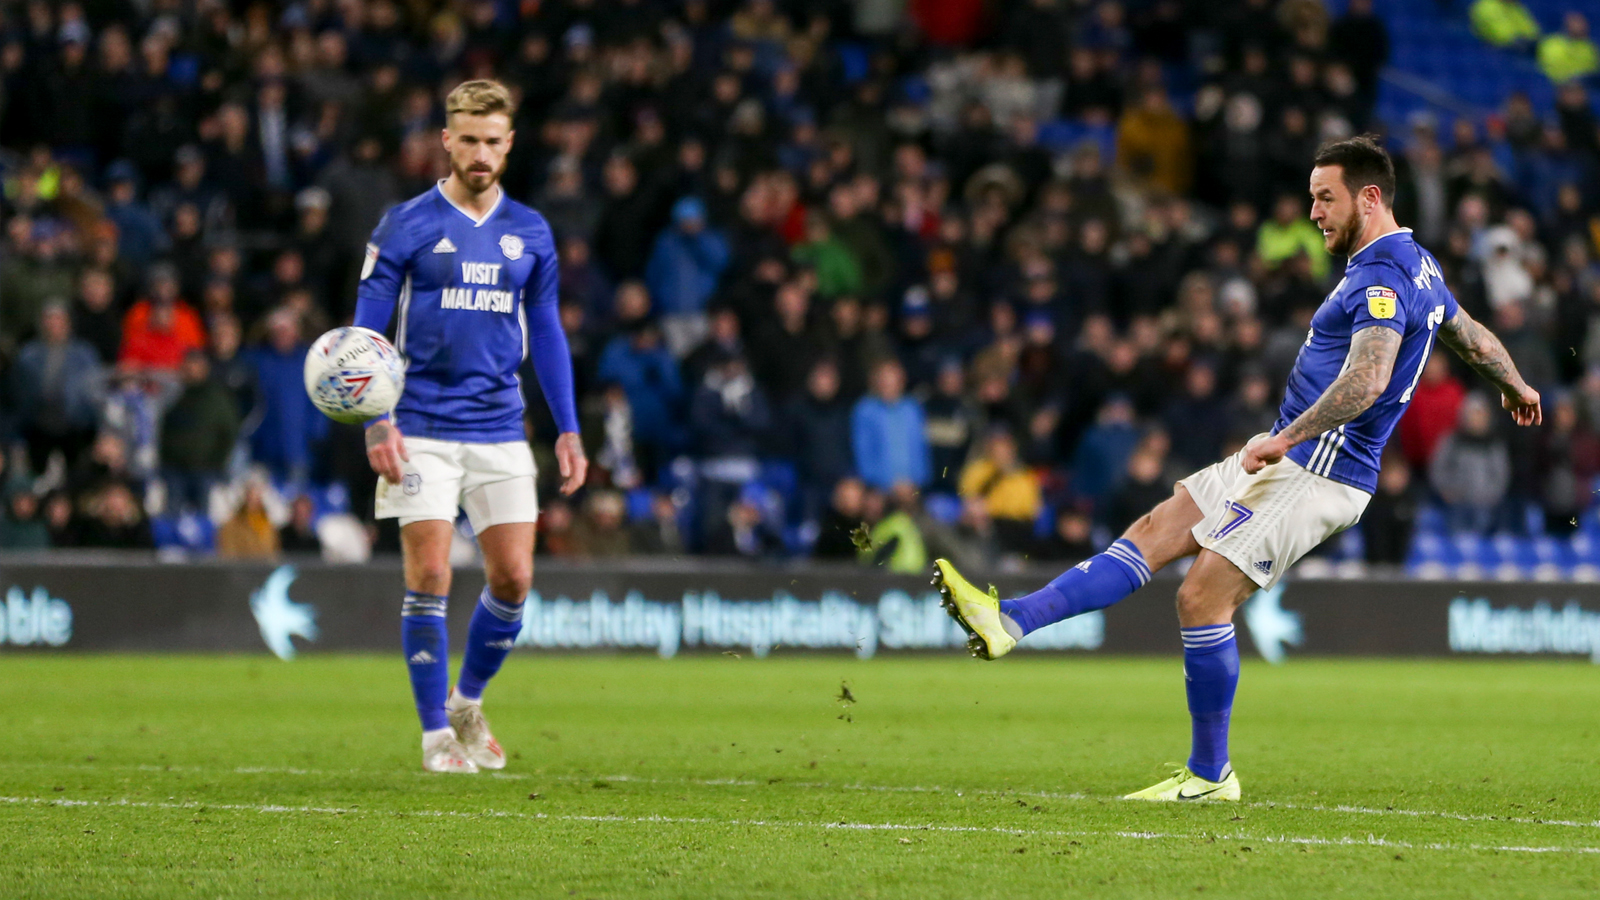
[304,326,406,424]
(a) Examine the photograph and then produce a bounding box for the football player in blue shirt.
[354,80,587,773]
[936,135,1543,800]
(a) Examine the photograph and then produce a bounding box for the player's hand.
[365,419,408,484]
[1502,384,1542,427]
[554,432,588,496]
[1241,433,1290,475]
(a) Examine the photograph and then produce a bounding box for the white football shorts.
[1178,434,1370,589]
[375,437,538,531]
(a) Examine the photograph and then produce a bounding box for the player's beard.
[1325,206,1363,256]
[451,156,505,196]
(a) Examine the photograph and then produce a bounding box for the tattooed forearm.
[1278,326,1401,447]
[365,421,393,447]
[1438,307,1526,395]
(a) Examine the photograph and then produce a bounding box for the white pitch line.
[2,794,1597,856]
[4,760,1597,832]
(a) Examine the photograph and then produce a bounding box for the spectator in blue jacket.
[103,160,170,272]
[10,301,105,473]
[1072,394,1141,504]
[245,307,326,485]
[596,319,685,474]
[645,196,730,356]
[851,358,931,490]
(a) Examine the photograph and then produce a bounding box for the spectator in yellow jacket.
[1116,87,1192,196]
[958,428,1042,553]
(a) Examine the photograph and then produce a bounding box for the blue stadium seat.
[924,493,962,525]
[625,488,655,523]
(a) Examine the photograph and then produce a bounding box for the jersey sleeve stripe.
[396,274,412,353]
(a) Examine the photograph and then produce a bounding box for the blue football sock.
[455,587,524,702]
[1182,624,1239,783]
[401,591,450,732]
[999,539,1151,635]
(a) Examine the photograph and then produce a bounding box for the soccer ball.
[304,326,406,424]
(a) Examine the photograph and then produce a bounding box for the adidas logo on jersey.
[1253,560,1274,575]
[408,650,437,665]
[432,237,457,254]
[1074,559,1092,573]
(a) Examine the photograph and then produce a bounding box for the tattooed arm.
[365,419,409,484]
[1241,326,1401,474]
[1437,306,1543,426]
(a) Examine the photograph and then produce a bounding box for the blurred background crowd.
[3,0,1600,576]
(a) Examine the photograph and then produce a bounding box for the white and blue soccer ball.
[303,326,406,424]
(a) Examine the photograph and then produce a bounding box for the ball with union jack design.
[303,326,407,424]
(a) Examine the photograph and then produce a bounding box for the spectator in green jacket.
[1539,12,1600,83]
[792,211,864,300]
[159,350,241,513]
[1257,193,1330,281]
[0,491,51,549]
[1471,0,1542,50]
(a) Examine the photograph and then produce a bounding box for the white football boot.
[447,692,508,770]
[421,728,479,774]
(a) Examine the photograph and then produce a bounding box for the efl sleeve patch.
[360,243,379,281]
[1365,286,1398,319]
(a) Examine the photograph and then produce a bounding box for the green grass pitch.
[2,654,1598,898]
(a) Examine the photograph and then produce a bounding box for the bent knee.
[486,568,532,603]
[1174,579,1233,623]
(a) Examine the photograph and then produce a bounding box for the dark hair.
[1313,134,1396,207]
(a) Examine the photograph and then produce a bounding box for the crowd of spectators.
[4,0,1600,572]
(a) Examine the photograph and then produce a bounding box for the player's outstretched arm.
[1437,307,1542,426]
[1242,325,1401,473]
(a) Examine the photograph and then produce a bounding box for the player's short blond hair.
[445,80,515,121]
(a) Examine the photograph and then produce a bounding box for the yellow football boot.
[931,558,1018,660]
[1123,766,1241,802]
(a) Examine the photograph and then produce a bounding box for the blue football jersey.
[1273,229,1459,493]
[353,183,575,443]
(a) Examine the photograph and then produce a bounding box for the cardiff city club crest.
[499,234,524,260]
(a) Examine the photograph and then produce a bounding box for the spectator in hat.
[120,263,206,372]
[10,301,105,474]
[102,159,169,271]
[645,196,730,357]
[897,287,945,390]
[291,187,343,311]
[150,144,228,237]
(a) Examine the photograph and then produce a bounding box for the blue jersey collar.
[1346,227,1412,267]
[435,179,504,227]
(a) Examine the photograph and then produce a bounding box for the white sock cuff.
[1181,623,1235,650]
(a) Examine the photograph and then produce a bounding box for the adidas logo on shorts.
[485,639,515,650]
[1253,560,1274,575]
[408,650,437,665]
